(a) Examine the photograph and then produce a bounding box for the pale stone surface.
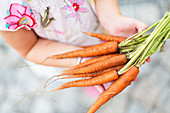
[126,101,150,113]
[0,0,170,113]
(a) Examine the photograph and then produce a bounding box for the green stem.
[125,33,150,46]
[119,34,150,53]
[128,15,170,59]
[118,46,143,75]
[136,29,169,67]
[119,45,139,53]
[118,21,159,47]
[119,12,169,48]
[118,12,170,75]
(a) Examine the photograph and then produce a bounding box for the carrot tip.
[47,56,55,59]
[82,32,90,35]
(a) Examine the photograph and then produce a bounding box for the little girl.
[0,0,150,92]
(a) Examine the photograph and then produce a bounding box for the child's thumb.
[137,23,148,33]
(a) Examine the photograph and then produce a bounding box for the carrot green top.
[118,12,170,75]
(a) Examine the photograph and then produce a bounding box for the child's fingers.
[136,20,148,33]
[129,77,138,85]
[137,24,148,33]
[146,57,151,63]
[133,77,138,82]
[143,57,151,64]
[94,84,105,93]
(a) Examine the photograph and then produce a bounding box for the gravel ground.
[0,0,170,113]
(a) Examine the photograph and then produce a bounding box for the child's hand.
[81,15,151,94]
[103,15,148,38]
[103,15,151,63]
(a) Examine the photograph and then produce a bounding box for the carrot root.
[83,32,126,43]
[72,53,120,70]
[87,66,139,113]
[46,70,119,93]
[63,65,125,79]
[47,41,118,59]
[61,54,127,75]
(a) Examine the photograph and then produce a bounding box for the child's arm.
[94,0,122,18]
[94,0,148,38]
[94,0,151,63]
[0,28,81,68]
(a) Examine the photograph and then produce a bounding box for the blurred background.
[0,0,170,113]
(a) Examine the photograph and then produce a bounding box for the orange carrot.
[43,65,124,90]
[63,65,125,79]
[72,53,120,69]
[63,73,102,79]
[47,41,118,59]
[84,32,126,43]
[61,54,127,75]
[47,70,119,92]
[80,45,93,48]
[87,66,139,113]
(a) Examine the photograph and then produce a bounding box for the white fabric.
[0,0,103,77]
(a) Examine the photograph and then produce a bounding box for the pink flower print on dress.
[63,0,88,23]
[56,30,64,35]
[4,3,37,30]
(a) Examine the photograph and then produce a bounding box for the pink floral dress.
[0,0,102,46]
[0,0,103,76]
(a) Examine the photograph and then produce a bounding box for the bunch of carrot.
[44,12,170,113]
